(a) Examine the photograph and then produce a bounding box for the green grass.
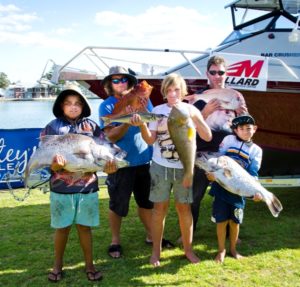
[0,187,300,286]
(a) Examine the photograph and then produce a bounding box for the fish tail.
[24,166,30,188]
[102,117,111,126]
[265,193,283,217]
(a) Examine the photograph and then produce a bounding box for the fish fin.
[187,127,195,141]
[223,168,232,178]
[265,193,283,217]
[101,117,111,126]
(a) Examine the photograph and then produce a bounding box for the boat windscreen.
[221,17,274,44]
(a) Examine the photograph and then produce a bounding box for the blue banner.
[0,128,41,189]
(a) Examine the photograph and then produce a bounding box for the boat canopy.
[226,0,300,14]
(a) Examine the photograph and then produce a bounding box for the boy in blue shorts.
[43,84,115,282]
[208,114,262,263]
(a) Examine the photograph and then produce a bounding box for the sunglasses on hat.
[208,70,226,76]
[111,77,129,84]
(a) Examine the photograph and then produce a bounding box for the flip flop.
[162,238,175,249]
[86,270,103,281]
[48,271,63,282]
[108,244,122,259]
[145,238,175,249]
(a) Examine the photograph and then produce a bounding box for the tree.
[0,72,10,89]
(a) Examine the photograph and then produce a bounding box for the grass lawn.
[0,186,299,286]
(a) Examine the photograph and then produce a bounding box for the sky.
[0,0,239,87]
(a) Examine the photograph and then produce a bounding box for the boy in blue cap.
[208,114,262,263]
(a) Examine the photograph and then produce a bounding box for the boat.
[50,0,300,179]
[1,0,300,190]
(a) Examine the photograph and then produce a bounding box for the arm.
[103,124,130,143]
[247,146,263,178]
[235,91,248,115]
[99,100,130,143]
[130,113,157,145]
[189,104,212,142]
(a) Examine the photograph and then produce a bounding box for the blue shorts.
[149,161,193,203]
[50,192,99,228]
[105,164,153,217]
[211,196,244,224]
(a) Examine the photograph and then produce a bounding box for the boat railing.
[51,46,211,83]
[51,45,300,85]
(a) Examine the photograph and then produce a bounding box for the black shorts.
[211,196,244,224]
[105,164,153,217]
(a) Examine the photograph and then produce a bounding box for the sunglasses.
[208,70,226,76]
[111,77,129,84]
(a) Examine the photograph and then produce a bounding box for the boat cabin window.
[274,15,298,29]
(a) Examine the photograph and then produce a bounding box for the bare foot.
[215,250,226,264]
[230,250,244,260]
[185,251,200,264]
[150,255,160,267]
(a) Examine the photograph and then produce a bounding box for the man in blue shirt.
[99,66,153,259]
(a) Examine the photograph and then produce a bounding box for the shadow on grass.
[0,187,299,286]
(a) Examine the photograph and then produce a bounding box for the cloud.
[0,4,38,32]
[0,4,20,13]
[94,5,230,50]
[0,3,78,51]
[53,27,74,36]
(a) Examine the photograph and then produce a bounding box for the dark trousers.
[191,166,210,231]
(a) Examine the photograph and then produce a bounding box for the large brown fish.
[111,80,153,116]
[167,103,196,188]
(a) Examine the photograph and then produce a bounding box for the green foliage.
[0,187,299,286]
[0,72,10,89]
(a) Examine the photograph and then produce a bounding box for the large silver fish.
[195,154,283,217]
[167,103,196,188]
[101,112,166,126]
[187,88,243,109]
[186,88,246,132]
[24,134,128,187]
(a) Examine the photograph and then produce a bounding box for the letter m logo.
[227,60,264,78]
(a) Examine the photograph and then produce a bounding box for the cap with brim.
[53,84,91,118]
[102,66,137,87]
[231,114,255,129]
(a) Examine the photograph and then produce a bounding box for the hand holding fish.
[235,105,248,116]
[130,113,145,127]
[201,98,222,119]
[183,94,198,104]
[103,159,118,174]
[51,154,66,171]
[138,96,148,111]
[253,193,263,202]
[205,172,216,182]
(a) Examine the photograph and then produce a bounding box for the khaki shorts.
[149,161,193,204]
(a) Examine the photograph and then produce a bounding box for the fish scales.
[195,154,283,217]
[101,112,165,126]
[25,134,128,187]
[111,80,153,116]
[191,88,243,110]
